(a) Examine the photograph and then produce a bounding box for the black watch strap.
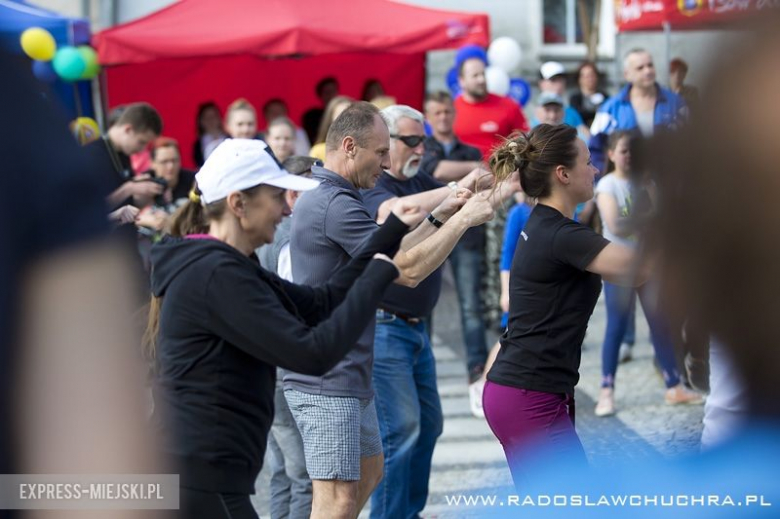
[426,213,444,228]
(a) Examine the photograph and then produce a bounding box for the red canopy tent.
[94,0,489,168]
[616,0,779,31]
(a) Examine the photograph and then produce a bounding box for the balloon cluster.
[20,27,100,83]
[447,37,531,107]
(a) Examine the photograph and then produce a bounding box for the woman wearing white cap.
[144,139,423,518]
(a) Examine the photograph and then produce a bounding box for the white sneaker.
[468,380,485,419]
[618,343,633,363]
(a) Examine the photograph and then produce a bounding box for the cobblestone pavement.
[253,266,705,517]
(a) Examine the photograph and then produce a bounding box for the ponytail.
[142,295,163,362]
[144,184,212,360]
[489,125,579,199]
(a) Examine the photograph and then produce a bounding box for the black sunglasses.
[390,134,425,148]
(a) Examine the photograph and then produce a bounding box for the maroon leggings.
[483,381,588,489]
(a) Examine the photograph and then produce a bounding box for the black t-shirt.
[83,138,149,302]
[84,137,133,210]
[487,204,609,395]
[362,170,444,318]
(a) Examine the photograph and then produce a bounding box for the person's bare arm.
[431,160,482,182]
[106,181,135,208]
[107,179,164,209]
[396,187,470,251]
[596,193,634,238]
[16,245,162,484]
[482,171,521,210]
[376,185,452,224]
[394,192,494,287]
[586,243,651,287]
[500,270,511,314]
[376,168,494,224]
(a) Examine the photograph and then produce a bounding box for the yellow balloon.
[69,117,101,146]
[20,27,57,61]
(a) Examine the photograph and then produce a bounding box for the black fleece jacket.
[149,214,408,494]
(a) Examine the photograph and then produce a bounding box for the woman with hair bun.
[482,124,648,488]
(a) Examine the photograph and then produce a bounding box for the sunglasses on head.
[390,134,425,148]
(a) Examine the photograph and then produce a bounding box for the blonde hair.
[226,98,257,123]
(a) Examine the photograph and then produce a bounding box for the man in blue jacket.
[589,48,687,172]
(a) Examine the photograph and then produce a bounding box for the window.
[543,0,597,45]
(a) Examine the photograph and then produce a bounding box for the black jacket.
[149,215,407,493]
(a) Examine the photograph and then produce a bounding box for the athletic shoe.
[469,380,485,419]
[665,384,705,405]
[594,388,616,417]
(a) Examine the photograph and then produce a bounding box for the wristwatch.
[426,213,444,228]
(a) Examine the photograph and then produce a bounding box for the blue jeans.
[267,378,311,518]
[448,243,488,377]
[370,311,444,519]
[623,291,637,345]
[601,282,681,388]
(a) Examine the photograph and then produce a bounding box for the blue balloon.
[446,66,461,97]
[32,60,58,83]
[508,77,531,107]
[454,44,487,69]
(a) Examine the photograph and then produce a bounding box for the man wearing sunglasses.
[360,104,501,519]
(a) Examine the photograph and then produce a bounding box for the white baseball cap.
[195,139,319,204]
[540,61,566,80]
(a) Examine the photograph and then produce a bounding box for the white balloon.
[488,37,522,73]
[485,66,511,97]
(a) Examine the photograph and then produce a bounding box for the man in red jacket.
[453,57,529,160]
[453,56,530,344]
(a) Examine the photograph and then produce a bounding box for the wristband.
[426,213,444,228]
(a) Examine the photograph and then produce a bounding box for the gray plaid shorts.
[284,389,382,481]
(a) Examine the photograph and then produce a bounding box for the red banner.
[616,0,780,31]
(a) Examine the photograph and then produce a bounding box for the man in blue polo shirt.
[287,102,494,519]
[589,48,687,172]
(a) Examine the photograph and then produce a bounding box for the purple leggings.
[483,381,588,489]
